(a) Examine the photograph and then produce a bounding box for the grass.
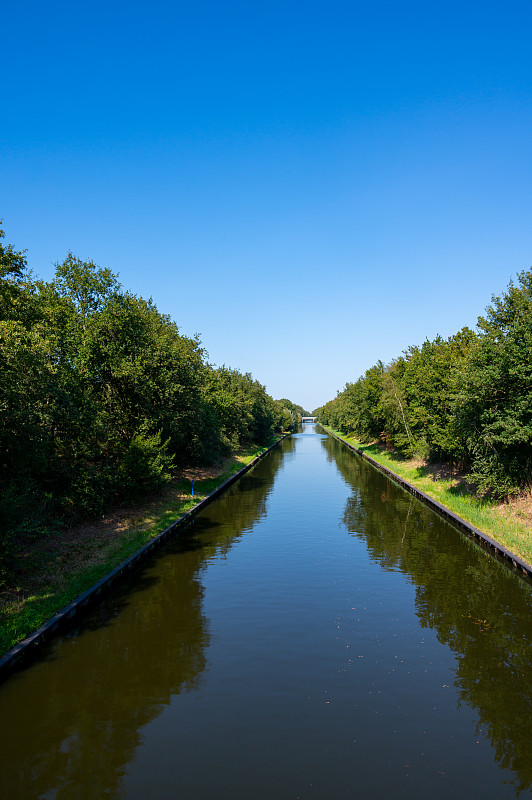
[0,439,280,656]
[323,426,532,566]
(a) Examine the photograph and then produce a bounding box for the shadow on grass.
[413,463,482,499]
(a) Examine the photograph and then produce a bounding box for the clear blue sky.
[2,1,531,411]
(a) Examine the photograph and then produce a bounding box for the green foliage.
[275,398,309,431]
[454,271,532,496]
[0,223,28,321]
[317,362,386,442]
[317,269,532,499]
[0,441,272,655]
[116,427,174,497]
[0,224,300,579]
[273,401,297,433]
[54,252,119,326]
[205,366,280,447]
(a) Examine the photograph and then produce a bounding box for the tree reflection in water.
[322,434,532,794]
[0,442,289,800]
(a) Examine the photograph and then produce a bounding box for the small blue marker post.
[191,478,195,496]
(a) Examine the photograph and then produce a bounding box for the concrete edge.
[0,435,289,681]
[325,427,532,582]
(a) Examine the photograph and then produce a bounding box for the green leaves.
[0,225,290,574]
[454,271,532,496]
[317,268,532,498]
[0,224,29,322]
[54,252,119,326]
[205,366,278,448]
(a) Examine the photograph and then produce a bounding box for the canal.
[2,425,532,798]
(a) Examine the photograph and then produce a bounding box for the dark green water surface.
[3,426,532,798]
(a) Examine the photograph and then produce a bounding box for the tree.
[0,224,295,575]
[0,223,29,321]
[393,328,476,460]
[54,252,119,330]
[455,269,532,496]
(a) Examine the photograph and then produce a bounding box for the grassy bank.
[0,440,280,656]
[323,426,532,565]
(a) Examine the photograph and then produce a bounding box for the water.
[2,425,532,798]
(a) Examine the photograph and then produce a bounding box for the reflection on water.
[323,433,532,794]
[1,428,532,798]
[0,444,286,799]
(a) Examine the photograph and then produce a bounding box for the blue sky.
[2,1,531,411]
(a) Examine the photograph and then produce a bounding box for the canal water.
[2,425,532,799]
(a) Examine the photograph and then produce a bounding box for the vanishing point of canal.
[2,425,532,799]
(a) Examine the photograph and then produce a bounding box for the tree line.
[0,225,307,568]
[315,267,532,499]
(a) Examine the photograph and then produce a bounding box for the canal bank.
[2,426,532,798]
[0,436,287,676]
[321,425,532,580]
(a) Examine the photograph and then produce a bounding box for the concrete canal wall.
[0,435,288,682]
[326,427,532,583]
